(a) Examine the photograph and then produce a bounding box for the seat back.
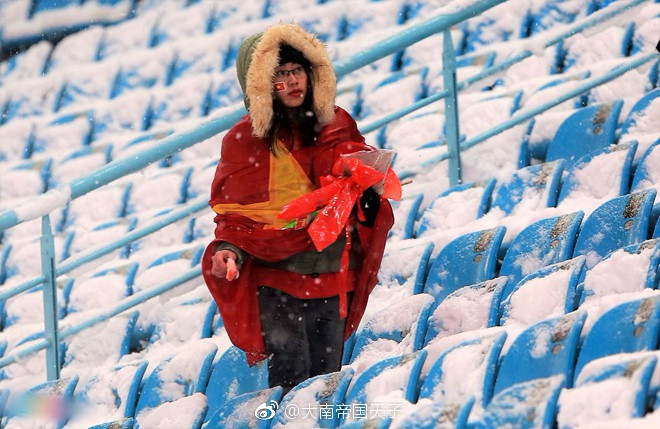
[500,211,583,294]
[491,160,565,215]
[424,226,506,307]
[205,387,283,429]
[476,375,565,429]
[425,277,507,345]
[500,256,586,327]
[572,189,656,270]
[417,178,496,237]
[494,310,587,394]
[574,296,660,381]
[271,369,354,428]
[631,138,660,193]
[204,345,269,422]
[546,100,623,170]
[557,141,637,206]
[420,330,506,410]
[350,294,434,364]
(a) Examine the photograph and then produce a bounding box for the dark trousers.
[257,287,350,392]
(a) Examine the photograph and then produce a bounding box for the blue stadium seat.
[206,70,245,113]
[463,0,531,53]
[96,12,160,60]
[90,92,154,141]
[149,1,216,46]
[545,100,624,170]
[110,48,177,98]
[578,239,660,305]
[499,211,584,298]
[530,0,590,34]
[48,144,112,190]
[204,387,283,429]
[147,74,212,129]
[424,227,506,309]
[134,341,217,420]
[62,311,139,370]
[343,351,427,425]
[474,375,565,429]
[557,141,637,207]
[424,277,507,345]
[417,178,496,237]
[47,26,106,73]
[350,294,434,364]
[2,375,79,428]
[271,369,354,428]
[204,345,269,423]
[391,397,474,429]
[420,330,506,410]
[631,138,660,209]
[561,24,635,73]
[572,189,656,271]
[169,32,231,81]
[500,256,586,327]
[379,239,434,295]
[341,0,408,42]
[58,64,119,110]
[200,300,221,339]
[2,76,65,123]
[360,70,427,119]
[389,193,424,240]
[494,310,587,394]
[620,88,660,148]
[0,118,34,162]
[89,418,136,429]
[564,353,657,425]
[67,360,148,425]
[491,160,565,215]
[0,39,52,82]
[574,296,660,381]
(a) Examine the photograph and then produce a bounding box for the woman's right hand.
[211,250,240,281]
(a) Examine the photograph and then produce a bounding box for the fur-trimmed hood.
[236,23,337,138]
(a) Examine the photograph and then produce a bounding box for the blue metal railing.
[0,0,655,378]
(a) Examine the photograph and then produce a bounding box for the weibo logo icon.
[254,399,279,420]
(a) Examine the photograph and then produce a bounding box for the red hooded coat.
[201,107,394,365]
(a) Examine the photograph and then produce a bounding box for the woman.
[201,23,396,393]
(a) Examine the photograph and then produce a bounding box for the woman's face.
[273,62,308,108]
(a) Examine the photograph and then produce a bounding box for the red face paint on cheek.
[274,82,286,92]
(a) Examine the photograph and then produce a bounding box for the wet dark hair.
[266,44,319,154]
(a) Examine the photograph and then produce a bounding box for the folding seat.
[131,244,203,296]
[2,75,65,123]
[417,178,496,237]
[206,70,246,113]
[147,74,213,129]
[168,32,232,82]
[65,262,139,315]
[205,387,283,429]
[500,257,586,328]
[134,340,217,423]
[545,100,624,171]
[389,397,474,429]
[3,280,67,328]
[97,12,161,60]
[1,375,79,428]
[381,109,444,153]
[558,353,657,428]
[33,113,95,161]
[340,0,408,42]
[490,160,565,216]
[423,226,506,308]
[58,63,120,110]
[424,277,507,345]
[494,310,587,394]
[578,239,660,305]
[389,194,424,240]
[561,24,635,73]
[109,46,177,98]
[350,294,434,366]
[571,189,656,271]
[0,118,34,163]
[144,293,214,348]
[204,345,269,423]
[462,0,532,53]
[631,138,660,206]
[66,360,148,427]
[47,26,106,73]
[529,0,588,34]
[123,165,193,216]
[342,351,428,425]
[270,369,355,428]
[574,296,660,381]
[0,40,52,82]
[62,311,139,371]
[49,144,112,190]
[472,375,565,429]
[90,92,153,141]
[359,70,427,120]
[149,1,217,46]
[419,330,507,414]
[397,27,470,71]
[378,239,434,295]
[499,211,584,296]
[0,159,50,202]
